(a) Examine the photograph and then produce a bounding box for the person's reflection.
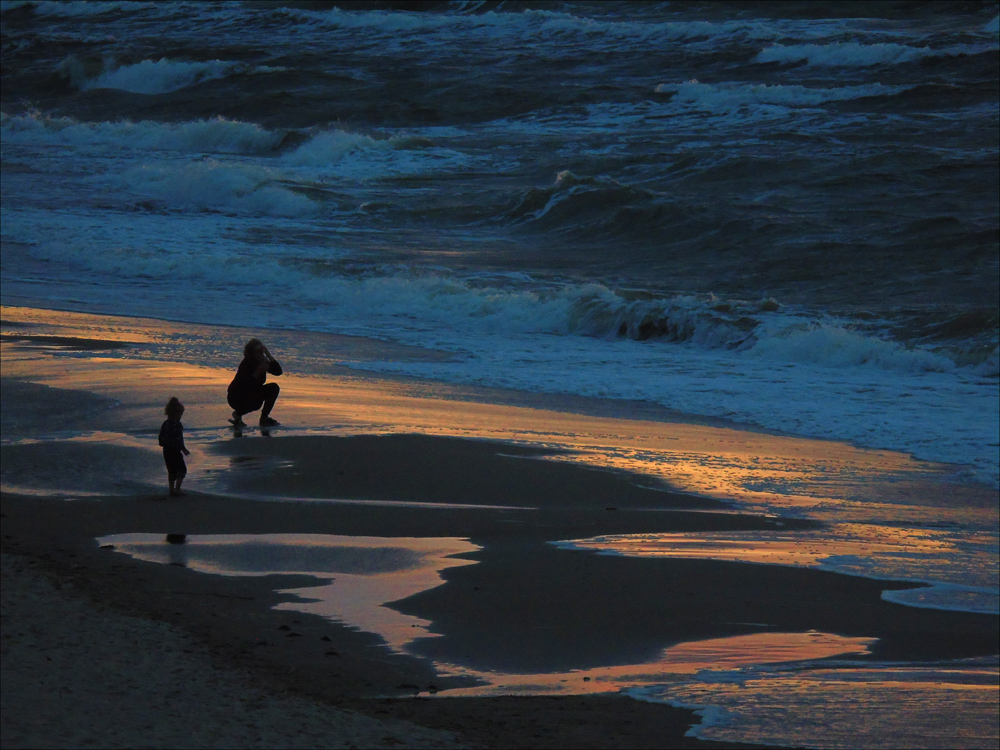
[165,533,187,567]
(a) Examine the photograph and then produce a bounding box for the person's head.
[164,397,185,419]
[244,338,264,359]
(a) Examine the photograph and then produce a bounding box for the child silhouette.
[158,397,191,496]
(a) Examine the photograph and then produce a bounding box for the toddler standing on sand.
[158,397,191,496]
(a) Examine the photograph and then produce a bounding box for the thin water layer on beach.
[0,432,165,498]
[554,523,1000,615]
[90,528,1000,750]
[97,533,479,652]
[547,436,999,616]
[95,531,882,692]
[432,631,877,698]
[631,656,1000,750]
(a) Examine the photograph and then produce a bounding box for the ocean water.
[2,2,998,747]
[2,0,997,485]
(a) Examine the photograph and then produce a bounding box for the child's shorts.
[163,449,187,478]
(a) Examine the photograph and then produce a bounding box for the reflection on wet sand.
[1,305,955,508]
[95,532,882,699]
[559,524,1000,615]
[643,657,1000,750]
[435,631,875,697]
[96,533,479,651]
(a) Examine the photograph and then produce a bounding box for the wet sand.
[2,306,997,749]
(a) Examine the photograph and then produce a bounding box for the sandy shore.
[0,552,464,750]
[2,306,997,749]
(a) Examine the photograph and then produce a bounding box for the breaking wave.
[656,80,911,110]
[754,41,990,67]
[275,272,993,374]
[118,160,318,217]
[0,111,285,154]
[57,56,283,95]
[287,5,787,45]
[4,0,148,17]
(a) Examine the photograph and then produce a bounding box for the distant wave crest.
[503,170,656,232]
[9,0,147,17]
[0,111,285,154]
[286,5,783,45]
[120,159,318,217]
[754,41,987,67]
[58,56,284,95]
[657,80,911,109]
[275,271,983,374]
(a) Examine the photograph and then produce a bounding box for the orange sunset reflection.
[95,532,480,653]
[434,631,875,697]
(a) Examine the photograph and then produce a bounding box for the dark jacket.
[228,357,282,399]
[158,418,186,452]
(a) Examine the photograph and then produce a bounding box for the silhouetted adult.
[227,338,282,427]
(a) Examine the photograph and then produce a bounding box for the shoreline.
[0,487,788,749]
[2,305,997,749]
[0,301,818,440]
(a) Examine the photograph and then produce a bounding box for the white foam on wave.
[755,41,989,67]
[530,11,781,43]
[283,130,388,166]
[748,321,956,372]
[881,583,1000,614]
[628,657,1000,749]
[657,80,910,110]
[292,5,773,39]
[242,273,992,486]
[281,130,476,178]
[280,272,974,375]
[118,159,318,217]
[975,347,1000,377]
[0,111,284,154]
[0,112,470,179]
[81,58,281,95]
[5,0,147,16]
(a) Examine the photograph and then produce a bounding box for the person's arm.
[262,345,282,376]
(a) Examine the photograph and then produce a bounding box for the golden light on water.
[94,533,480,653]
[566,523,955,568]
[3,304,950,513]
[89,531,884,699]
[6,305,996,603]
[434,630,875,697]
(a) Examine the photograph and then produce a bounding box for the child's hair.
[244,338,263,358]
[164,397,185,418]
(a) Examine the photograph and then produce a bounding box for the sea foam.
[79,58,282,95]
[0,112,284,154]
[10,0,147,16]
[657,80,910,110]
[119,160,318,217]
[757,41,934,67]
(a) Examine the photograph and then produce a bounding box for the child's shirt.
[158,418,186,452]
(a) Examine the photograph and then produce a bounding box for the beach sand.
[2,306,997,749]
